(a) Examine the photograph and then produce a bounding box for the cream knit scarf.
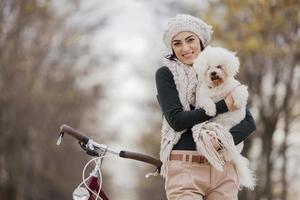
[160,58,198,177]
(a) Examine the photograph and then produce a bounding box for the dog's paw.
[198,98,216,116]
[232,85,248,108]
[233,99,245,108]
[204,104,217,116]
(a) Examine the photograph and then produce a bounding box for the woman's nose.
[181,43,190,51]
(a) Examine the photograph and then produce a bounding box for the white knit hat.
[163,14,213,50]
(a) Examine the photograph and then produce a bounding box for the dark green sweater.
[155,66,256,150]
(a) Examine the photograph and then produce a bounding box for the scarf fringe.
[159,59,196,177]
[160,138,174,178]
[160,118,183,177]
[192,123,225,171]
[193,122,256,189]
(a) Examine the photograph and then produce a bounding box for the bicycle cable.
[75,155,112,200]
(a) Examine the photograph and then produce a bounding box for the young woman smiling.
[155,14,256,200]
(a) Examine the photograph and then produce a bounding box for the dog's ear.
[226,51,240,77]
[231,52,240,76]
[217,48,240,77]
[193,51,209,81]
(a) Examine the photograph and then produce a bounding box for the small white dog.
[194,46,248,125]
[192,46,255,189]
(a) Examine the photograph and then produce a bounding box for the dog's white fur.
[194,46,248,125]
[193,46,255,189]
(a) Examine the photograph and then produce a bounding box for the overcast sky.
[88,0,168,140]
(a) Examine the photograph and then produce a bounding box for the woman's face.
[171,31,202,65]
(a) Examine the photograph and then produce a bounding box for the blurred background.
[0,0,299,199]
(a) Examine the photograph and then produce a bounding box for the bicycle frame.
[84,158,109,200]
[71,156,109,200]
[57,124,162,200]
[85,171,109,200]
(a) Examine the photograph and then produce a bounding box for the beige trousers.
[165,150,239,200]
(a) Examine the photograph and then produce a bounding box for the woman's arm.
[230,109,256,145]
[155,66,228,132]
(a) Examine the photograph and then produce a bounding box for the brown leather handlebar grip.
[60,124,89,144]
[119,150,162,168]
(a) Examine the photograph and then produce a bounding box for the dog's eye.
[216,65,222,69]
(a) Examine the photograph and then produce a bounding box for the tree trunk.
[265,134,273,200]
[238,138,253,200]
[257,117,277,200]
[281,110,291,200]
[281,139,288,200]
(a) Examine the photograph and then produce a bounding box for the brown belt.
[170,153,209,164]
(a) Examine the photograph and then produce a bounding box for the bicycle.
[57,124,162,200]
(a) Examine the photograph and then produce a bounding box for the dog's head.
[194,46,240,88]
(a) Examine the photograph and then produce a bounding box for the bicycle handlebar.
[120,151,162,169]
[60,124,90,144]
[59,124,162,169]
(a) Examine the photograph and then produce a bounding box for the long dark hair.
[165,39,205,61]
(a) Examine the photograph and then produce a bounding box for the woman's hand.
[225,94,238,111]
[209,134,221,150]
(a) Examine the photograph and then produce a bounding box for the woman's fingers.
[208,134,220,150]
[225,94,238,111]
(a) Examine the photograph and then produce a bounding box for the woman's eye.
[173,42,180,47]
[187,38,194,43]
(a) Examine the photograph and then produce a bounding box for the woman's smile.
[182,52,194,58]
[171,31,201,65]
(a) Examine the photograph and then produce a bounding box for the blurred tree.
[0,0,107,199]
[205,0,300,200]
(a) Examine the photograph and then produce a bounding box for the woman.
[155,14,256,200]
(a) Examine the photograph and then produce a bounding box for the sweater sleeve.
[155,66,228,132]
[230,108,256,145]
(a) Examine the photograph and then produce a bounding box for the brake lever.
[145,168,160,178]
[56,132,64,146]
[79,141,99,157]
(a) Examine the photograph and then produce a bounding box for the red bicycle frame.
[85,175,109,200]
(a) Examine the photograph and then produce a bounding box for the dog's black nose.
[211,71,216,76]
